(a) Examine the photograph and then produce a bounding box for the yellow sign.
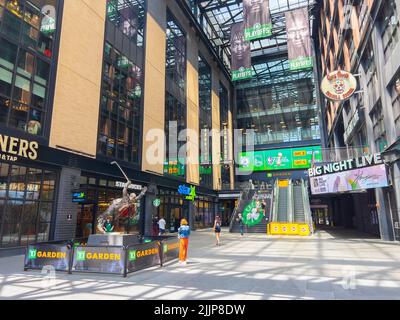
[278,180,289,188]
[294,159,307,166]
[136,248,159,258]
[293,151,306,157]
[269,223,311,236]
[37,251,67,259]
[85,252,121,260]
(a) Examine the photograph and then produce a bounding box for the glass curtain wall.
[98,0,146,164]
[236,58,320,146]
[198,55,212,187]
[0,162,56,247]
[0,0,59,136]
[164,11,187,179]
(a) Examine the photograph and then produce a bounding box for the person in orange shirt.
[178,219,191,265]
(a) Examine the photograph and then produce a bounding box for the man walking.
[237,213,244,236]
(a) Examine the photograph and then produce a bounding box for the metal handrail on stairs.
[229,182,251,232]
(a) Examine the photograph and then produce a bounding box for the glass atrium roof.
[187,0,319,76]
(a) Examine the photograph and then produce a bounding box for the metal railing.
[319,146,370,162]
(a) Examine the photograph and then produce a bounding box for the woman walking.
[213,215,222,246]
[178,219,191,265]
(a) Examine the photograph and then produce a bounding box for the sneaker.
[183,261,187,265]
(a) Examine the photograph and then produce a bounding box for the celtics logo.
[242,200,264,226]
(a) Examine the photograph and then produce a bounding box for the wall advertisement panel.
[310,164,389,195]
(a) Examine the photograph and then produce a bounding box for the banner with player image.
[231,23,252,81]
[243,0,272,41]
[286,7,313,71]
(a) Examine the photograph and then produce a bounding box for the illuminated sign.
[308,153,384,177]
[239,146,322,172]
[178,185,196,201]
[321,70,357,101]
[0,134,39,162]
[72,192,86,203]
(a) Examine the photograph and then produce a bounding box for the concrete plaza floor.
[1,228,400,300]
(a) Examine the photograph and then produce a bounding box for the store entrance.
[169,205,182,233]
[76,204,95,238]
[311,190,380,238]
[219,200,237,226]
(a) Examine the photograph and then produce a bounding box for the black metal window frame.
[0,161,57,248]
[0,0,61,139]
[97,0,147,168]
[198,54,212,188]
[164,9,187,180]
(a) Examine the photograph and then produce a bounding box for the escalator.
[293,182,305,223]
[270,179,313,236]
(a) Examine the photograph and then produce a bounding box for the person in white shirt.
[158,217,167,235]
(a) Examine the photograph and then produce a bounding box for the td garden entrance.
[308,154,391,239]
[310,190,380,238]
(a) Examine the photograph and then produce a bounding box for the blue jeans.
[240,225,244,235]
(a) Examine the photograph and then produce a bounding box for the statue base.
[87,233,139,246]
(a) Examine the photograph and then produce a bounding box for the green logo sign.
[186,186,196,202]
[244,23,273,41]
[28,249,37,260]
[129,250,137,261]
[76,251,86,261]
[239,146,322,172]
[242,200,264,227]
[153,199,161,207]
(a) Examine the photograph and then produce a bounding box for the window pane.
[39,202,52,223]
[37,223,50,242]
[35,59,49,85]
[13,76,31,104]
[9,102,28,131]
[0,67,12,96]
[0,95,9,123]
[17,50,35,78]
[0,37,17,69]
[2,10,21,41]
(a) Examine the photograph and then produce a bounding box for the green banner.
[242,200,264,226]
[244,23,272,41]
[289,57,313,71]
[232,68,253,81]
[239,146,322,172]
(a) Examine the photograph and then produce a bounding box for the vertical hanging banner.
[286,8,313,71]
[243,0,272,41]
[231,23,252,81]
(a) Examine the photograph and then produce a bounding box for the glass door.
[76,204,95,238]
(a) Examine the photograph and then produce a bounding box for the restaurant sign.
[0,134,38,162]
[321,70,357,101]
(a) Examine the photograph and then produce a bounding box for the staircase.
[230,187,273,234]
